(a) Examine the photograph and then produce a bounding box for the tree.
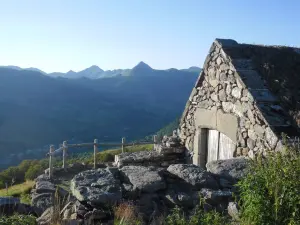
[25,164,43,180]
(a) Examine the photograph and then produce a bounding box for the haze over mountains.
[0,62,200,168]
[0,62,201,79]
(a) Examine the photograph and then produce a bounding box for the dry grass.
[0,180,34,197]
[0,180,35,204]
[114,202,142,225]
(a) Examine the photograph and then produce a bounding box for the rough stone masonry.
[179,39,291,163]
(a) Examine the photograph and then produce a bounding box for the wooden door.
[207,129,219,162]
[218,132,235,160]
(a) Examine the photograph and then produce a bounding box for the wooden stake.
[153,135,158,151]
[122,137,125,153]
[94,139,98,169]
[62,141,68,170]
[49,145,55,179]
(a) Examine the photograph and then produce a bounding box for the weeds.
[237,142,300,225]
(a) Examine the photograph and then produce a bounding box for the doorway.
[207,129,235,163]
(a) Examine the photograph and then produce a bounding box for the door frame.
[192,108,238,167]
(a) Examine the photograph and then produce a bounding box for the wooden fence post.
[94,139,98,169]
[153,135,157,151]
[122,137,125,153]
[49,145,55,179]
[62,141,68,170]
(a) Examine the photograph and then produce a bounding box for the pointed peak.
[89,65,102,70]
[83,65,104,73]
[67,70,76,74]
[133,61,152,70]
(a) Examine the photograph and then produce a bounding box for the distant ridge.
[0,63,201,79]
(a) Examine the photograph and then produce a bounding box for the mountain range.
[0,62,200,168]
[0,62,201,79]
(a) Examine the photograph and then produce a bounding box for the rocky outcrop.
[167,164,219,189]
[70,168,122,206]
[31,174,69,212]
[120,166,166,193]
[61,161,239,224]
[206,157,250,182]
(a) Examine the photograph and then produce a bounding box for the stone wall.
[114,134,186,167]
[179,40,281,160]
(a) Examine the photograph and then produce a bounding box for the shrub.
[100,153,115,162]
[0,214,36,225]
[165,199,229,225]
[25,164,43,180]
[237,144,300,225]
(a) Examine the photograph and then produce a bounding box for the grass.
[0,180,34,204]
[84,144,154,164]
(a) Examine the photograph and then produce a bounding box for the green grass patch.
[0,180,34,197]
[0,214,36,225]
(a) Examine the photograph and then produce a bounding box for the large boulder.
[31,192,54,212]
[31,174,68,212]
[206,157,250,182]
[70,168,122,206]
[167,164,219,190]
[119,166,166,193]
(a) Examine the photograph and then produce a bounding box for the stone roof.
[213,39,300,137]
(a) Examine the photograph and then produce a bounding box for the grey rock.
[120,166,166,193]
[248,150,255,159]
[232,87,242,99]
[177,192,199,208]
[206,157,250,181]
[218,89,227,102]
[211,92,219,102]
[247,110,255,124]
[115,150,165,167]
[216,57,222,65]
[226,83,232,95]
[220,72,227,81]
[222,102,233,113]
[241,96,248,101]
[219,178,233,189]
[232,100,243,117]
[31,192,54,212]
[158,146,185,155]
[70,168,122,205]
[35,181,56,194]
[228,74,235,83]
[254,124,265,138]
[247,138,256,149]
[36,206,54,225]
[198,100,209,108]
[228,202,240,221]
[248,129,257,140]
[167,164,219,189]
[200,188,233,203]
[209,79,219,88]
[265,127,278,149]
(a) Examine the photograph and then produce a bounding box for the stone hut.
[179,38,300,167]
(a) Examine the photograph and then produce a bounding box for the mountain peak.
[88,65,103,71]
[133,61,152,70]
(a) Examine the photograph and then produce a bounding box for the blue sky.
[0,0,299,73]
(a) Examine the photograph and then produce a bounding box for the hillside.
[0,64,199,168]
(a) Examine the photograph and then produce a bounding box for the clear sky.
[0,0,299,73]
